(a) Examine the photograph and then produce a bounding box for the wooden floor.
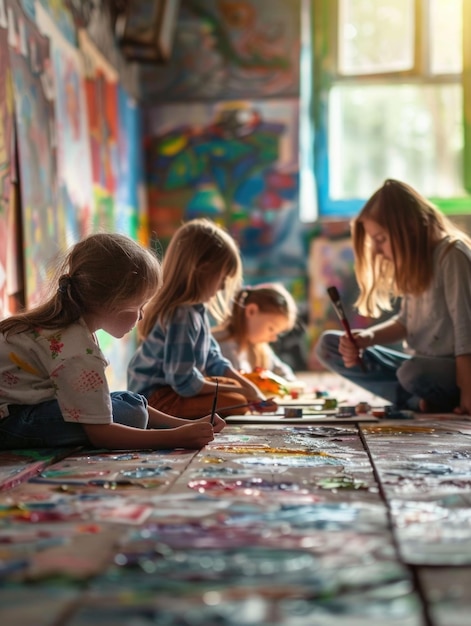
[0,372,470,625]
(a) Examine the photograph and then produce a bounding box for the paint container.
[335,406,356,418]
[355,401,371,414]
[322,398,338,410]
[284,407,303,418]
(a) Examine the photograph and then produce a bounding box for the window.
[311,0,470,218]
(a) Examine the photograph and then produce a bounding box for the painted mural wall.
[0,2,15,319]
[139,0,301,102]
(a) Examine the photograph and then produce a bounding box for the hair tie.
[238,289,250,306]
[58,274,72,295]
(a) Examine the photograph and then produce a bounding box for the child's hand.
[238,378,266,401]
[251,397,278,413]
[339,332,366,368]
[198,413,226,432]
[175,421,215,448]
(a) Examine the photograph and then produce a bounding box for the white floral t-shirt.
[0,318,112,424]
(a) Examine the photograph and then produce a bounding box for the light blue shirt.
[127,304,232,398]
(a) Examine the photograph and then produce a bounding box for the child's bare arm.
[196,367,265,401]
[82,421,214,450]
[223,366,266,401]
[146,406,226,432]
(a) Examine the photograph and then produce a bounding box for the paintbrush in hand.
[326,285,367,373]
[210,379,219,425]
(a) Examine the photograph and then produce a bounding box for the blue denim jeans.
[0,391,149,450]
[315,331,460,411]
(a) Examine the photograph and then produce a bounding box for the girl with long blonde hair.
[128,218,266,418]
[315,179,471,414]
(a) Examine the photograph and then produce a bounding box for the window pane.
[429,0,462,74]
[329,84,464,198]
[338,0,415,75]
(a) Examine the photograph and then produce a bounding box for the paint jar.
[355,401,371,414]
[323,398,338,410]
[336,406,356,417]
[284,407,303,418]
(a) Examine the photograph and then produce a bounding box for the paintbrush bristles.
[327,285,340,301]
[327,285,346,320]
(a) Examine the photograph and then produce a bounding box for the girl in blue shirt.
[127,219,268,418]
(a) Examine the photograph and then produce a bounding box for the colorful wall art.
[144,98,305,283]
[0,3,15,319]
[36,3,94,245]
[139,0,301,102]
[8,0,61,307]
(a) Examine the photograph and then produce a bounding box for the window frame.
[311,0,471,219]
